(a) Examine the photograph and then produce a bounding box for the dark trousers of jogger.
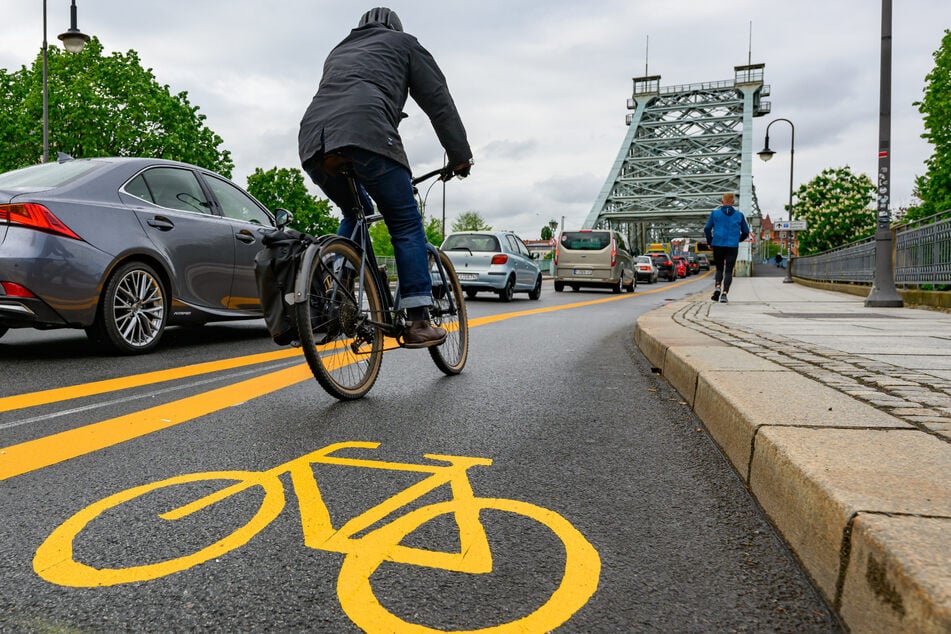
[712,246,739,293]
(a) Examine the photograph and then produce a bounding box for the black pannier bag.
[254,229,307,345]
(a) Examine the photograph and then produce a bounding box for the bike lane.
[0,283,685,481]
[0,271,837,632]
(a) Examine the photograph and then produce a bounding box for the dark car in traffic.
[647,251,677,281]
[684,253,700,275]
[0,157,277,354]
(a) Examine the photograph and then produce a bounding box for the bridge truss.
[583,64,770,252]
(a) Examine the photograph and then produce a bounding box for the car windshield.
[636,256,651,263]
[0,160,103,191]
[443,234,501,252]
[560,231,610,250]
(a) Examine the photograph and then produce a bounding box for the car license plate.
[573,269,592,276]
[458,273,478,281]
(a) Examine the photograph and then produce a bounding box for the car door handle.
[235,229,255,244]
[146,216,174,231]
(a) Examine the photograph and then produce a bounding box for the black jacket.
[298,24,472,170]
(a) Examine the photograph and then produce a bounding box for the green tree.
[0,38,232,174]
[907,29,951,222]
[541,225,553,240]
[245,167,338,236]
[450,211,491,232]
[424,214,444,246]
[369,221,394,257]
[793,166,876,255]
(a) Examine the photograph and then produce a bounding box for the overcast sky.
[2,1,948,237]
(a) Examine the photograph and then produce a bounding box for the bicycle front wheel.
[428,249,468,375]
[296,240,384,400]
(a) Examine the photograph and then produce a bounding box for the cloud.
[2,0,947,234]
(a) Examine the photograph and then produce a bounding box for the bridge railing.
[791,210,951,286]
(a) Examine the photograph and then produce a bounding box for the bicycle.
[34,441,601,632]
[280,162,468,400]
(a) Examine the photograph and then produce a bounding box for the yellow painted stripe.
[0,273,705,480]
[0,348,302,413]
[0,363,314,481]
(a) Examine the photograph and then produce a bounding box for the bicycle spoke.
[297,241,384,400]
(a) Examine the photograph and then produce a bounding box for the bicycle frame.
[288,169,460,341]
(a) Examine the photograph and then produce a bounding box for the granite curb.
[634,295,951,633]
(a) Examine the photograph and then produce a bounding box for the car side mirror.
[273,208,294,230]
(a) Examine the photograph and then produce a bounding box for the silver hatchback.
[441,231,543,302]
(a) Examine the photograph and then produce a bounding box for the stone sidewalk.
[634,277,951,633]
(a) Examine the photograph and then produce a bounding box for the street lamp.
[42,0,90,163]
[865,0,903,307]
[758,118,795,284]
[547,219,558,275]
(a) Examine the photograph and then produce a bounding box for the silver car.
[0,157,276,354]
[441,231,543,301]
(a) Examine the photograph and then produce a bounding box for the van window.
[615,233,629,252]
[561,231,611,250]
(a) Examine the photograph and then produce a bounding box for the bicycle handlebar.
[412,165,455,185]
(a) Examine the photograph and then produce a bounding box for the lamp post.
[865,0,903,307]
[758,118,796,284]
[42,0,90,163]
[547,219,558,275]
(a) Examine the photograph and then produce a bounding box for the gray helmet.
[358,7,403,31]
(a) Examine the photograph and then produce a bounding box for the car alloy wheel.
[529,275,542,300]
[498,276,515,302]
[91,262,168,354]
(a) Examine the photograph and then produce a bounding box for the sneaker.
[403,320,447,349]
[711,289,721,302]
[719,293,728,304]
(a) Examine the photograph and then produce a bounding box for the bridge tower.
[582,63,770,252]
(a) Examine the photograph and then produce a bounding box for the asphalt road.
[0,272,841,632]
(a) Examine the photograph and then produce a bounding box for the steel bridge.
[583,63,770,252]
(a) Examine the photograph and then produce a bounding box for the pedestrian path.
[679,282,951,438]
[634,276,951,633]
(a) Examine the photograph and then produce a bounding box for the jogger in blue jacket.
[703,193,750,303]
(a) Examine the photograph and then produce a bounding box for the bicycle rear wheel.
[428,249,468,375]
[296,240,384,400]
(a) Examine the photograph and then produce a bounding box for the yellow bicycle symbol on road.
[34,441,601,632]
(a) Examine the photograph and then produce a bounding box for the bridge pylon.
[583,63,770,252]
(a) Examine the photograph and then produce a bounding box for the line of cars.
[0,153,710,355]
[639,252,707,282]
[643,250,709,281]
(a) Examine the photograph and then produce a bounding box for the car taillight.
[554,248,559,265]
[1,282,37,298]
[610,239,617,267]
[0,203,82,240]
[491,254,508,265]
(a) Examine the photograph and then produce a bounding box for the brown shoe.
[403,320,447,349]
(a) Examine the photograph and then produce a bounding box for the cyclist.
[299,7,473,348]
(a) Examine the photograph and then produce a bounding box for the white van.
[553,230,636,293]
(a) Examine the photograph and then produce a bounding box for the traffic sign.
[775,220,807,231]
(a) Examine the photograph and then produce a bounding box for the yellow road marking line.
[0,348,301,413]
[0,273,705,480]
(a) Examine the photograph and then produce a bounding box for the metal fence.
[792,211,951,286]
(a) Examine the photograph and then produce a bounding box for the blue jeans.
[303,148,432,310]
